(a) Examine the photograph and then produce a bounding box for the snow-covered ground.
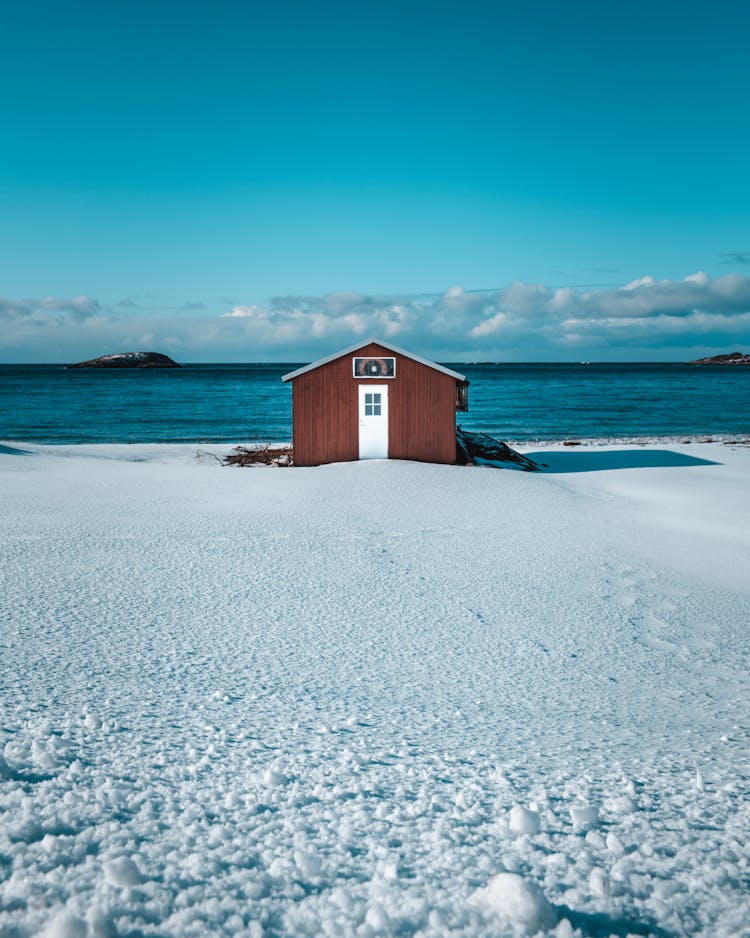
[1,441,749,938]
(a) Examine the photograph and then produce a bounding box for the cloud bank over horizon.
[2,272,750,363]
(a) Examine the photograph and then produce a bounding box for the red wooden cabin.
[282,339,468,467]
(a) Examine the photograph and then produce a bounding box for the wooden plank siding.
[291,341,458,467]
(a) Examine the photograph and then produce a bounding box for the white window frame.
[363,391,383,416]
[352,357,396,379]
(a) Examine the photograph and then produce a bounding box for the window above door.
[353,357,395,378]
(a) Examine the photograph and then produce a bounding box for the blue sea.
[1,362,749,444]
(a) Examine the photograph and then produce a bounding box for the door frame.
[358,384,389,459]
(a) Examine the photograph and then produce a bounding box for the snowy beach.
[1,442,749,938]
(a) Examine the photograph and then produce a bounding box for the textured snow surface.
[1,442,749,937]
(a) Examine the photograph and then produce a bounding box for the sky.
[1,0,749,362]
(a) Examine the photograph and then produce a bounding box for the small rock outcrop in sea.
[689,352,750,365]
[65,352,180,369]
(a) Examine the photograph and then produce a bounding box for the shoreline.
[3,432,750,451]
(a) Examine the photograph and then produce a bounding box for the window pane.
[365,404,373,415]
[373,393,381,404]
[365,393,373,404]
[373,404,381,415]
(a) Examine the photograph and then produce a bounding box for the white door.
[358,385,388,459]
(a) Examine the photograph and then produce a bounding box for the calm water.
[1,362,749,444]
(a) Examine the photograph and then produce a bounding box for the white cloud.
[622,276,655,291]
[217,273,750,350]
[0,298,34,321]
[684,271,709,286]
[36,295,100,319]
[470,312,507,337]
[2,272,750,361]
[224,304,267,319]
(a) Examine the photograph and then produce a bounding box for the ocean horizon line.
[0,358,736,367]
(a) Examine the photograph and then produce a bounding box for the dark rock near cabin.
[65,352,180,369]
[688,352,750,365]
[456,427,541,471]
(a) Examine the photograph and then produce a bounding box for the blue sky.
[1,0,749,361]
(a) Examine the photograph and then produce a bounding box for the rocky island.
[65,352,180,369]
[689,351,750,365]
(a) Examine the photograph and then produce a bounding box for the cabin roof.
[281,338,467,383]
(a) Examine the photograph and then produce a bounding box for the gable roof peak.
[281,338,466,383]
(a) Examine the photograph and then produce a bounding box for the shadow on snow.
[0,444,32,456]
[558,903,671,937]
[529,448,719,474]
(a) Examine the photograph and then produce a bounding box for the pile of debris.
[201,433,540,471]
[222,444,293,467]
[456,428,541,471]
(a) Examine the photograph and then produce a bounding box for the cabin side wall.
[387,353,457,464]
[291,342,457,467]
[292,361,358,466]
